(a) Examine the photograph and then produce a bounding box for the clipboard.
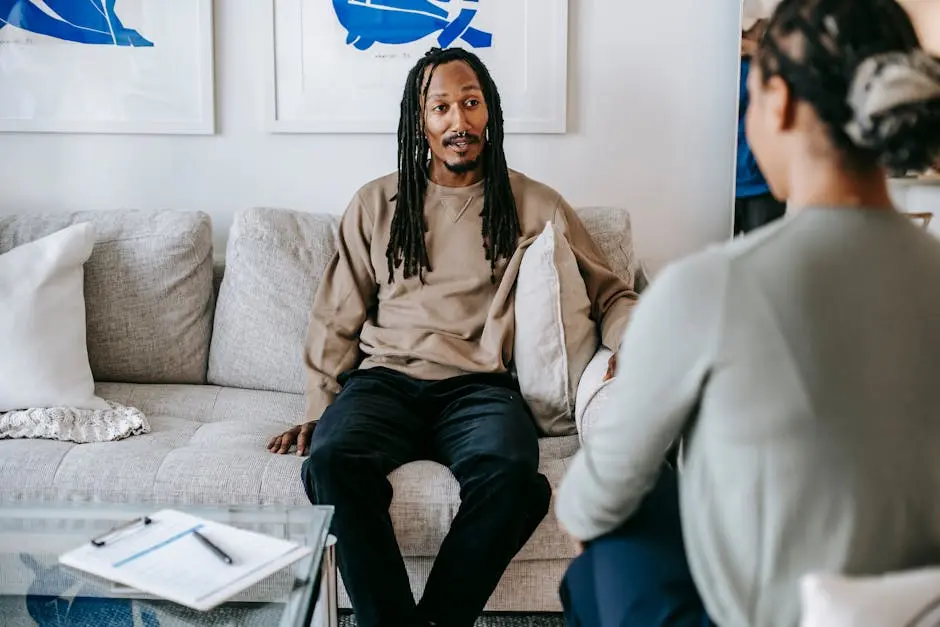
[58,509,313,611]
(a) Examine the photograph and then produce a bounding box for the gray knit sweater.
[556,207,940,627]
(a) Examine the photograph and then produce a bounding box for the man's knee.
[300,444,329,504]
[471,452,545,505]
[301,438,354,502]
[487,451,537,481]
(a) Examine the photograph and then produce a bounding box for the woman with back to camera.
[555,0,940,626]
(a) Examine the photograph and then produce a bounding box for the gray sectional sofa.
[0,205,642,612]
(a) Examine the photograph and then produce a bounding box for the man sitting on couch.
[267,46,637,627]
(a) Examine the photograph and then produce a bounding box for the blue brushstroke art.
[333,0,492,51]
[0,0,153,46]
[20,554,162,627]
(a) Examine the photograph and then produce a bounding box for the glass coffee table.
[0,502,334,627]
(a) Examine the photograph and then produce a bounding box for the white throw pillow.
[514,222,598,436]
[0,222,108,413]
[800,568,940,627]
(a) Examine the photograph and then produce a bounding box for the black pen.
[192,529,233,565]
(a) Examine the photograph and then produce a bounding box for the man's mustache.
[443,133,481,147]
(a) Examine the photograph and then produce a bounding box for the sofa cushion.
[359,557,566,613]
[207,208,339,394]
[388,457,577,560]
[0,382,578,561]
[208,206,637,396]
[577,206,638,288]
[0,211,214,384]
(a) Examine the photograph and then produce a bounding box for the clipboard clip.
[90,516,153,547]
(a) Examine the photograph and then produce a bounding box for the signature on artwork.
[0,1,154,46]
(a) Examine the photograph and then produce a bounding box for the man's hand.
[604,353,617,381]
[267,421,316,456]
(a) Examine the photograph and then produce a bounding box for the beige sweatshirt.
[303,170,637,422]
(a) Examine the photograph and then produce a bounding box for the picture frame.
[267,0,569,134]
[0,0,216,135]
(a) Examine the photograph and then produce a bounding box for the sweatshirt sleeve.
[555,200,639,352]
[303,192,378,422]
[554,251,728,541]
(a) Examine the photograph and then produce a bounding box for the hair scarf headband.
[845,49,940,149]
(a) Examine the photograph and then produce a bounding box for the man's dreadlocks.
[386,47,520,283]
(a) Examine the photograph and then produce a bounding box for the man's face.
[422,60,489,175]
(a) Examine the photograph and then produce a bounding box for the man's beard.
[444,157,482,174]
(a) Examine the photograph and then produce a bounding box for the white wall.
[891,180,940,237]
[0,0,743,273]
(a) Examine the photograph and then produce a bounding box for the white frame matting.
[0,0,215,135]
[267,0,568,134]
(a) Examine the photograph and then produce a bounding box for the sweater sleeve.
[303,192,377,422]
[555,200,639,352]
[555,251,728,541]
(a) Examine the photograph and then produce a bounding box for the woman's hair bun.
[844,49,940,172]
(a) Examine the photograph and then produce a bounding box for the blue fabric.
[560,465,715,627]
[737,60,770,198]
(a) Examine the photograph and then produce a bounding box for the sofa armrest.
[575,259,650,440]
[634,258,652,294]
[574,347,615,441]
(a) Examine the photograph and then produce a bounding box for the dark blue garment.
[560,464,716,627]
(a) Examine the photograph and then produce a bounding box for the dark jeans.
[734,192,787,235]
[301,367,552,627]
[560,465,715,627]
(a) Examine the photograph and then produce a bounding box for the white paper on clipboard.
[59,509,313,611]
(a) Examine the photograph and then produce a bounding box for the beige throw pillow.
[514,222,598,436]
[0,223,108,413]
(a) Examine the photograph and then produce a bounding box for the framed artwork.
[267,0,569,134]
[0,0,216,134]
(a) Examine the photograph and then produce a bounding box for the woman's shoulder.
[643,246,732,309]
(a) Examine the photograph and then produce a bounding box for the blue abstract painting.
[19,554,162,627]
[332,0,492,51]
[0,0,153,46]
